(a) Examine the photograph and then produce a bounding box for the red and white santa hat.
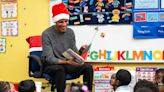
[52,1,69,23]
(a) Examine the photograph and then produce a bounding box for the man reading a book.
[42,1,93,92]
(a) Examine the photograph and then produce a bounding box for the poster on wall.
[50,0,132,25]
[1,3,17,18]
[133,0,164,39]
[162,0,164,8]
[136,67,157,82]
[134,0,158,9]
[94,66,115,92]
[0,38,6,53]
[1,0,17,2]
[1,20,18,36]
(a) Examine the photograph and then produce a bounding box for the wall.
[0,0,49,82]
[0,0,164,83]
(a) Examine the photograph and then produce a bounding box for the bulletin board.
[133,0,164,39]
[50,0,132,25]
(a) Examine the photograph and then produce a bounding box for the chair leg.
[51,85,55,92]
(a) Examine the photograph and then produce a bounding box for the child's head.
[155,69,164,84]
[134,80,159,92]
[110,73,117,90]
[0,81,10,92]
[115,69,131,86]
[110,73,117,86]
[18,79,36,92]
[69,82,89,92]
[135,87,153,92]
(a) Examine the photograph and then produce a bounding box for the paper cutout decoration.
[133,0,164,39]
[0,38,6,53]
[50,0,132,25]
[1,3,17,18]
[1,20,18,36]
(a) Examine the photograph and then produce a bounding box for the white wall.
[70,25,164,50]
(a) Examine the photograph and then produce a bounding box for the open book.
[62,48,85,64]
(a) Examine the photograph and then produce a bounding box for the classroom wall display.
[94,66,115,92]
[0,38,6,53]
[50,0,132,25]
[133,0,164,39]
[70,25,164,63]
[86,50,164,62]
[50,1,164,63]
[1,3,17,18]
[1,20,18,36]
[136,67,157,82]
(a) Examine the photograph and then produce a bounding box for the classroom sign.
[1,3,17,18]
[133,0,164,39]
[94,66,115,92]
[1,20,18,36]
[136,67,157,82]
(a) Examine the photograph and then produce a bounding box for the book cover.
[63,48,85,64]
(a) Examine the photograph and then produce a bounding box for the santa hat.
[52,2,69,23]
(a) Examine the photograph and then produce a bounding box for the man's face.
[55,19,69,32]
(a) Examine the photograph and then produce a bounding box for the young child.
[115,69,132,92]
[18,79,36,92]
[110,73,117,91]
[135,87,153,92]
[155,69,164,85]
[65,82,89,92]
[0,81,10,92]
[0,81,18,92]
[134,80,159,92]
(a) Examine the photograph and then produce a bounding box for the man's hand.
[66,60,82,67]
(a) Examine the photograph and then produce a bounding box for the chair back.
[29,51,42,77]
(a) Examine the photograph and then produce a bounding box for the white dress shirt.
[115,85,132,92]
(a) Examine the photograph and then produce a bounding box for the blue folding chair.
[28,51,80,92]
